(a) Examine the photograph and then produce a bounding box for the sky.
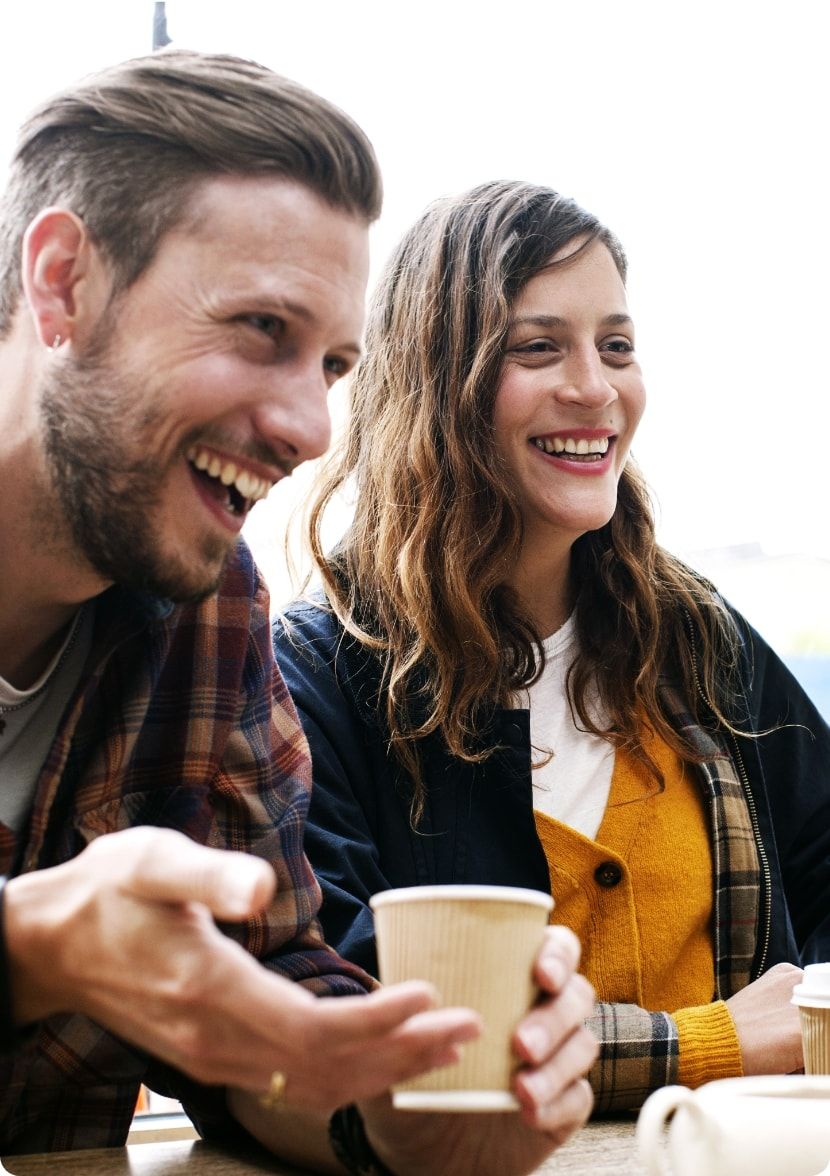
[2,1,829,631]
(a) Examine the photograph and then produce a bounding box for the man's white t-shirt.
[0,605,93,832]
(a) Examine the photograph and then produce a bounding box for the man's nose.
[253,365,333,470]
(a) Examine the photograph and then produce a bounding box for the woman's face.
[493,237,645,552]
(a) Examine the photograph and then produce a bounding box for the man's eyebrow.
[508,312,634,329]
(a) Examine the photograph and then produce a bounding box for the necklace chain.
[0,608,85,723]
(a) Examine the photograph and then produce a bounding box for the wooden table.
[0,1120,645,1174]
[542,1118,645,1173]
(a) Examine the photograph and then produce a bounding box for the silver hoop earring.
[50,334,62,351]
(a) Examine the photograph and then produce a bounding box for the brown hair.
[0,49,381,335]
[308,180,741,816]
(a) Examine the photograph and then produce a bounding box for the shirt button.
[594,860,623,888]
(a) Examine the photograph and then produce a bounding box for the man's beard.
[37,347,231,604]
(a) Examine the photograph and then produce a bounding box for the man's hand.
[726,962,804,1075]
[4,827,481,1107]
[361,926,598,1176]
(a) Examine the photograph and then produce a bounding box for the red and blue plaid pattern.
[0,540,370,1152]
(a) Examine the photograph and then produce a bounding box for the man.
[0,51,595,1172]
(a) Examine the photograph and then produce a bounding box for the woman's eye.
[511,339,558,355]
[601,337,634,355]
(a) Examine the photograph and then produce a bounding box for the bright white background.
[2,1,829,651]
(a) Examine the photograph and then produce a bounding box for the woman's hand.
[726,962,804,1075]
[361,925,597,1176]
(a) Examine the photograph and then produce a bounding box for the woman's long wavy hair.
[308,181,741,818]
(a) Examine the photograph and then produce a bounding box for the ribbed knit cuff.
[674,1000,744,1088]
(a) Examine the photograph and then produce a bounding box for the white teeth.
[187,445,273,504]
[534,436,610,457]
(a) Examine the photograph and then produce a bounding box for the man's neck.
[0,536,105,689]
[0,311,109,686]
[0,612,80,691]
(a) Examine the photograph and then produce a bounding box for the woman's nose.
[554,350,618,409]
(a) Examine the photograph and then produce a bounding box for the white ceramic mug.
[637,1075,830,1176]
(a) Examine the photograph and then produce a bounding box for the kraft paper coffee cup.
[370,883,553,1111]
[792,963,830,1075]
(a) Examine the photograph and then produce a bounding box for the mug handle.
[636,1085,704,1176]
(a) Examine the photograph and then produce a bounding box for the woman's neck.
[508,541,574,639]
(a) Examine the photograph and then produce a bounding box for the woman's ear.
[20,207,111,349]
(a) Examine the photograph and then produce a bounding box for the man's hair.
[307,180,742,821]
[0,49,382,335]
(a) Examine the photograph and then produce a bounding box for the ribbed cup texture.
[800,1008,830,1075]
[374,896,548,1096]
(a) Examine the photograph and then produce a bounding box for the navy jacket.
[274,598,830,1106]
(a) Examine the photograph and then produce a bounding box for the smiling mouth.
[531,435,612,462]
[186,445,273,517]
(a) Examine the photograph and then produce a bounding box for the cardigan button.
[594,860,623,888]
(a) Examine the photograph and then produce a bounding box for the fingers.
[89,827,276,919]
[525,1076,594,1145]
[533,925,582,994]
[289,992,482,1108]
[318,980,442,1038]
[514,1025,598,1129]
[514,971,595,1065]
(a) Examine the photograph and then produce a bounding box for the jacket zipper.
[684,609,772,983]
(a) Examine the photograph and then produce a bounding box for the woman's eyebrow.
[507,312,634,328]
[508,314,567,328]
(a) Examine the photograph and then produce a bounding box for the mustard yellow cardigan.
[534,731,743,1087]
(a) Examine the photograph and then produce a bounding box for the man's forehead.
[130,173,369,341]
[180,174,361,245]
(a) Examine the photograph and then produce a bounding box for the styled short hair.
[0,49,382,334]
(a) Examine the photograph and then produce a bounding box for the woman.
[274,181,830,1127]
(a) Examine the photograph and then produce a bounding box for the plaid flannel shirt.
[588,679,761,1112]
[0,540,371,1154]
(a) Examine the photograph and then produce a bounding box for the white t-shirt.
[513,614,614,840]
[0,605,93,832]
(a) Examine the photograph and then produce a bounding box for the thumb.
[115,828,276,919]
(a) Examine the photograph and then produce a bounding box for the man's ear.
[20,207,112,349]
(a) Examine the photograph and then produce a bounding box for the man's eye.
[324,355,349,378]
[245,314,283,339]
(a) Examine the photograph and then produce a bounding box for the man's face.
[38,176,369,601]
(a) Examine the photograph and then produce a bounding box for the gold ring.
[258,1070,287,1111]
